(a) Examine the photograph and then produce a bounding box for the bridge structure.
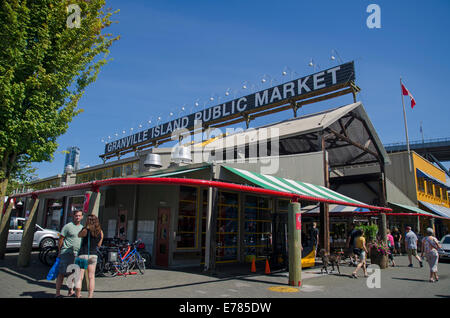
[384,137,450,177]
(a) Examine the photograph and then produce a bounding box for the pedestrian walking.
[352,229,368,278]
[386,229,396,267]
[421,227,442,283]
[310,222,319,257]
[392,227,402,255]
[345,223,358,266]
[55,210,83,298]
[404,226,423,268]
[75,214,103,298]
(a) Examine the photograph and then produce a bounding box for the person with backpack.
[74,214,104,298]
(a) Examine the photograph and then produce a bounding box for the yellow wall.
[413,153,449,207]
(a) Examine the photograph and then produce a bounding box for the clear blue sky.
[33,0,450,178]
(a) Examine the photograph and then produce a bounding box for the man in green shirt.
[55,210,83,298]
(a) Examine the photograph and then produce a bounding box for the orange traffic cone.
[265,259,271,274]
[251,258,256,273]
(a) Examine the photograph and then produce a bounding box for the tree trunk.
[0,177,9,223]
[0,152,17,218]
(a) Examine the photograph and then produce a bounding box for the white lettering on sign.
[104,62,355,156]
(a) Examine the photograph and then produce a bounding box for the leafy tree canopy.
[0,0,120,205]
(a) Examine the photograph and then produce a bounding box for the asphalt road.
[0,251,449,299]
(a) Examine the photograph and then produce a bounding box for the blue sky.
[33,0,450,178]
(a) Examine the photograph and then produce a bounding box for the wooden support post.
[288,201,302,287]
[321,135,330,254]
[18,196,40,267]
[205,187,218,273]
[430,217,435,234]
[0,199,15,259]
[380,213,387,244]
[204,187,213,271]
[87,190,101,217]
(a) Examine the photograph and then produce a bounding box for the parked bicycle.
[39,245,58,266]
[101,239,148,277]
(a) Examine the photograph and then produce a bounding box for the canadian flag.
[401,83,416,109]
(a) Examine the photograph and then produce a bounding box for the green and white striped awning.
[145,166,208,178]
[223,166,367,207]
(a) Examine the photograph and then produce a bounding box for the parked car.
[7,217,60,250]
[438,234,450,260]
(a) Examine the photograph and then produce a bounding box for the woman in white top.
[420,227,442,283]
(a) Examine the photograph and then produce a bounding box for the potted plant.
[355,224,378,243]
[368,241,389,269]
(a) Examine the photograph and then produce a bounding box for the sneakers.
[420,261,423,268]
[408,264,413,267]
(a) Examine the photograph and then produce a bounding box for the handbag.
[75,231,90,269]
[46,257,60,280]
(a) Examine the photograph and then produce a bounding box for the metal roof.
[203,102,390,168]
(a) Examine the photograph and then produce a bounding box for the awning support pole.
[288,201,302,287]
[18,196,40,267]
[0,199,15,259]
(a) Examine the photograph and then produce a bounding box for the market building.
[2,61,449,272]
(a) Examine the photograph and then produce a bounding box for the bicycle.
[103,240,146,276]
[40,246,58,266]
[120,240,146,275]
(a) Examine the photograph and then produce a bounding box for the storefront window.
[177,186,198,249]
[200,190,239,262]
[216,192,239,262]
[244,195,272,261]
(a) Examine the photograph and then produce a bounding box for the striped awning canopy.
[223,166,373,209]
[302,204,370,214]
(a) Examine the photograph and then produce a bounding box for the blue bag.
[46,257,60,280]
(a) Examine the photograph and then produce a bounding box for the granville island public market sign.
[104,62,355,157]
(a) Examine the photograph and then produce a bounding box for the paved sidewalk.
[0,251,449,298]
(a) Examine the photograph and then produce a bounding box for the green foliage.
[0,0,120,196]
[355,224,378,242]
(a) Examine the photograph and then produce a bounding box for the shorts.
[407,248,417,256]
[59,252,75,276]
[77,254,98,266]
[359,250,366,262]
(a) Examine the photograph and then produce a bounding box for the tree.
[0,0,120,212]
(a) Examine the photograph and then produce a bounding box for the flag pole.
[400,77,412,172]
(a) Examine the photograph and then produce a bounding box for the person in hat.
[421,227,442,282]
